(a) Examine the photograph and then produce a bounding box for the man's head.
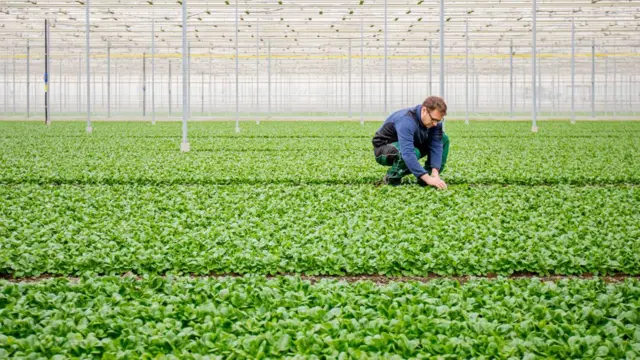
[420,96,447,128]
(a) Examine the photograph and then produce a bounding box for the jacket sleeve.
[396,117,428,179]
[427,123,444,170]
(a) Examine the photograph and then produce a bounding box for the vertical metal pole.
[439,0,445,99]
[591,39,595,118]
[429,40,432,94]
[152,18,156,124]
[552,73,556,116]
[360,16,364,125]
[531,0,537,132]
[235,0,240,132]
[337,59,341,114]
[77,55,80,114]
[628,74,632,115]
[471,55,475,113]
[86,0,92,132]
[59,58,62,114]
[45,20,50,125]
[212,70,216,111]
[201,71,204,114]
[613,45,617,118]
[389,59,392,111]
[439,0,445,130]
[27,41,30,118]
[605,51,608,117]
[384,0,387,114]
[12,52,16,114]
[2,53,5,117]
[187,42,191,119]
[114,62,118,114]
[501,57,505,116]
[256,18,260,124]
[209,55,212,117]
[34,62,37,116]
[99,75,103,114]
[168,60,172,116]
[405,57,409,104]
[400,59,403,106]
[538,53,541,113]
[107,42,111,118]
[142,53,146,117]
[268,41,271,120]
[510,40,513,118]
[92,60,96,112]
[349,38,352,119]
[571,17,575,124]
[465,18,469,124]
[180,0,190,152]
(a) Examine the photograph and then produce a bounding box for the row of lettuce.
[1,275,639,358]
[1,184,639,277]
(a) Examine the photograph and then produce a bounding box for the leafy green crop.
[1,120,639,357]
[1,121,640,277]
[1,184,639,277]
[1,121,639,186]
[1,276,639,358]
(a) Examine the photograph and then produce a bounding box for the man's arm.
[427,123,444,173]
[422,123,447,189]
[396,118,428,180]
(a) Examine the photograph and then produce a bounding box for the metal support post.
[85,0,92,133]
[107,42,111,118]
[45,20,51,125]
[384,0,388,114]
[152,18,156,124]
[439,0,445,98]
[571,17,575,124]
[465,18,469,124]
[613,46,617,118]
[180,0,190,152]
[532,0,538,132]
[360,16,364,125]
[348,38,352,119]
[235,0,240,132]
[256,18,260,124]
[142,53,146,117]
[605,51,608,117]
[268,41,271,119]
[12,52,16,114]
[429,40,432,95]
[27,41,30,118]
[510,40,513,118]
[591,39,595,118]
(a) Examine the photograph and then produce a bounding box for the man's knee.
[442,133,450,146]
[374,144,400,166]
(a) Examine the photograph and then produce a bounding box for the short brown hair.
[422,96,447,115]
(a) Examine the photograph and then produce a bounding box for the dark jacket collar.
[409,104,426,129]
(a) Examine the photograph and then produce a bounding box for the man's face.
[422,107,444,128]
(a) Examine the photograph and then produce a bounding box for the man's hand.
[420,173,448,190]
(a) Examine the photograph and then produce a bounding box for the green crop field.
[1,120,640,358]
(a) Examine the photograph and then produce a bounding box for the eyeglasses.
[428,111,443,122]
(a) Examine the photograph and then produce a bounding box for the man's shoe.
[383,174,402,186]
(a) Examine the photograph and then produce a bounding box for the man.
[372,96,450,189]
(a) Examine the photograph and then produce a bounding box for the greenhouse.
[1,0,639,358]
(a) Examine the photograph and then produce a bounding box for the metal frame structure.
[0,0,638,130]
